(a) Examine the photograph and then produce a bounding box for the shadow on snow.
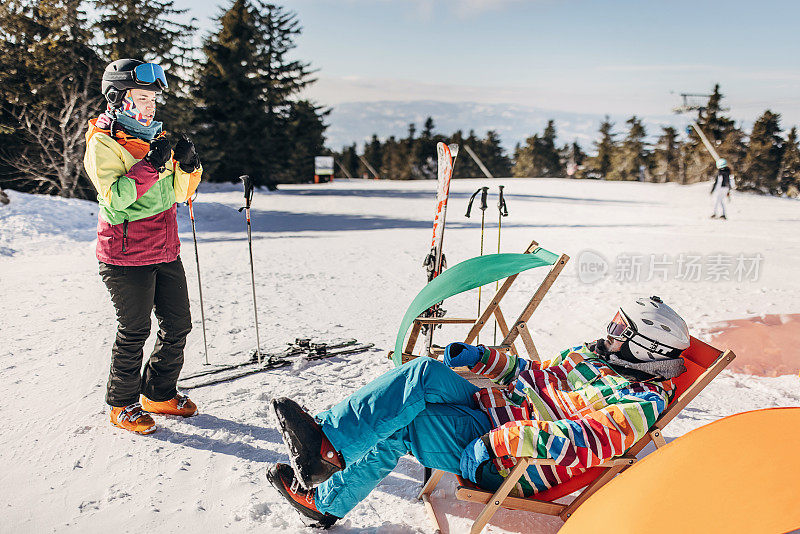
[150,413,285,464]
[274,187,655,206]
[178,203,671,238]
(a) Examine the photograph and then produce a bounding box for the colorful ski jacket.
[83,116,202,266]
[469,344,674,496]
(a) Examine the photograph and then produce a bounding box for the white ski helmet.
[607,296,690,362]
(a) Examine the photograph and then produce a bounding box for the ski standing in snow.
[421,142,459,356]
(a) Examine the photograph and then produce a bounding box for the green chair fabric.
[393,250,560,366]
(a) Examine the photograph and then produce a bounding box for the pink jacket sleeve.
[126,159,161,199]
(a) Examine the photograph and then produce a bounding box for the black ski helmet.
[102,59,167,108]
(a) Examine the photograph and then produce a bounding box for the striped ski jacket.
[83,116,202,266]
[469,344,674,496]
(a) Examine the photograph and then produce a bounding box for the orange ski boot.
[141,394,198,417]
[110,403,156,434]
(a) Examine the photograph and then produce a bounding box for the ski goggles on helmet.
[607,310,635,341]
[607,310,683,357]
[132,63,168,90]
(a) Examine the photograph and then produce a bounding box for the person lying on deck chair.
[266,295,690,529]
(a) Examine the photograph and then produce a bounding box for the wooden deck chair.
[418,336,736,534]
[395,239,570,363]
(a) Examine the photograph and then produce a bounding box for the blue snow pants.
[313,357,492,518]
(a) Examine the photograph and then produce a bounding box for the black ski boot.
[266,463,340,529]
[272,397,345,489]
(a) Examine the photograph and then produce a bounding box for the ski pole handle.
[466,188,481,218]
[498,185,508,216]
[465,187,490,218]
[239,174,253,211]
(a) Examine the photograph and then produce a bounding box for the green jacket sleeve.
[83,133,139,211]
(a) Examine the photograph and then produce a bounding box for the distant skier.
[266,296,690,529]
[83,59,203,434]
[710,159,735,219]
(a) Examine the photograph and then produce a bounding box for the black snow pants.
[99,258,192,407]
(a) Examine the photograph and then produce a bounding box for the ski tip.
[448,143,459,157]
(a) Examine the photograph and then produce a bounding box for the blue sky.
[175,0,800,128]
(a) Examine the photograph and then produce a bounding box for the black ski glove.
[144,136,172,170]
[173,136,201,173]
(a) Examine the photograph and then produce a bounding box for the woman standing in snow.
[83,59,203,434]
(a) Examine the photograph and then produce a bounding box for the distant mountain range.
[324,100,688,154]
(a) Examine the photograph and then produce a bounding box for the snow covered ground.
[1,178,798,533]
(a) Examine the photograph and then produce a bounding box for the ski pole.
[466,186,489,343]
[493,185,509,345]
[188,194,210,365]
[238,175,263,364]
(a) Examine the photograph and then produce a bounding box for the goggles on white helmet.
[607,303,686,360]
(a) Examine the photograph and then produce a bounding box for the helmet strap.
[619,342,641,363]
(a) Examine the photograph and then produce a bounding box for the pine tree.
[653,127,681,183]
[257,2,317,182]
[778,127,800,197]
[402,122,421,180]
[536,120,563,177]
[454,129,481,178]
[422,117,435,139]
[1,0,101,109]
[194,0,324,185]
[682,85,740,184]
[512,135,536,177]
[512,120,562,177]
[583,116,616,179]
[566,140,586,178]
[92,0,198,133]
[284,100,329,185]
[380,136,406,181]
[481,130,511,177]
[608,116,648,181]
[363,135,382,179]
[741,110,783,193]
[715,125,747,175]
[417,117,438,180]
[338,143,358,179]
[698,84,735,143]
[193,0,266,183]
[0,0,103,197]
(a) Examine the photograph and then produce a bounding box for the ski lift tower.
[673,92,723,165]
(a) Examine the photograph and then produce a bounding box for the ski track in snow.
[1,178,799,533]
